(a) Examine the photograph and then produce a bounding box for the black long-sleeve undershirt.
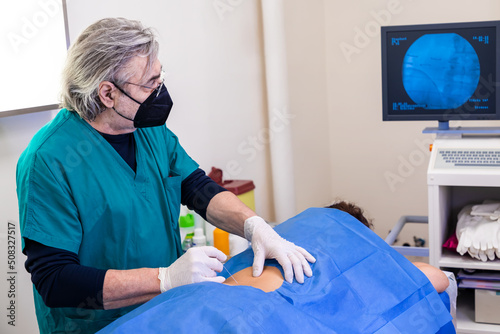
[24,240,107,308]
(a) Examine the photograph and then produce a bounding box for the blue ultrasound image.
[402,33,480,109]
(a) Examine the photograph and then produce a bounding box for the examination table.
[98,208,455,333]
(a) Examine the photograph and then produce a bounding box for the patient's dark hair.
[326,201,373,229]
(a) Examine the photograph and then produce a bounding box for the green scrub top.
[16,109,199,334]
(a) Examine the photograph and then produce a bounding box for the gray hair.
[60,17,159,121]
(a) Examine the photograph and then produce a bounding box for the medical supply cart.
[426,127,500,334]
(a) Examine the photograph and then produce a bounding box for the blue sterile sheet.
[98,208,455,334]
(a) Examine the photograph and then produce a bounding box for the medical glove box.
[475,289,500,324]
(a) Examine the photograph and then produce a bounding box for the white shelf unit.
[427,137,500,334]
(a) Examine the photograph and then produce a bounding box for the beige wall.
[324,0,500,241]
[284,0,332,213]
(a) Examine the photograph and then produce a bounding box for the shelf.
[456,291,500,334]
[439,250,500,271]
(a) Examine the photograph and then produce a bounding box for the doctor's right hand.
[158,246,227,293]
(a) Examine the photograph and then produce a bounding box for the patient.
[327,201,450,293]
[99,205,455,334]
[224,266,284,292]
[223,201,449,294]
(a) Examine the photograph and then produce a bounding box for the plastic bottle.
[179,212,195,252]
[182,236,193,252]
[213,228,230,257]
[192,228,207,247]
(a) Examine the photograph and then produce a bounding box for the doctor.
[16,17,315,334]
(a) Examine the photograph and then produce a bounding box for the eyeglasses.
[125,70,165,97]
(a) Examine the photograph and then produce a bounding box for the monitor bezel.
[381,20,500,122]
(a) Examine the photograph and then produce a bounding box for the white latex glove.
[456,224,481,256]
[456,210,500,262]
[456,205,477,237]
[158,246,226,293]
[466,219,500,261]
[244,216,316,284]
[456,207,481,256]
[470,202,500,218]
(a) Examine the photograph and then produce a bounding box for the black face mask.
[112,83,173,128]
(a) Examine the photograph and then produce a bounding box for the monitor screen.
[381,20,500,123]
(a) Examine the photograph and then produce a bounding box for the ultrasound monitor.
[381,21,500,129]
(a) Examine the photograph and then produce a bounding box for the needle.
[223,265,238,284]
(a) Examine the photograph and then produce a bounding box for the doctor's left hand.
[244,216,316,284]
